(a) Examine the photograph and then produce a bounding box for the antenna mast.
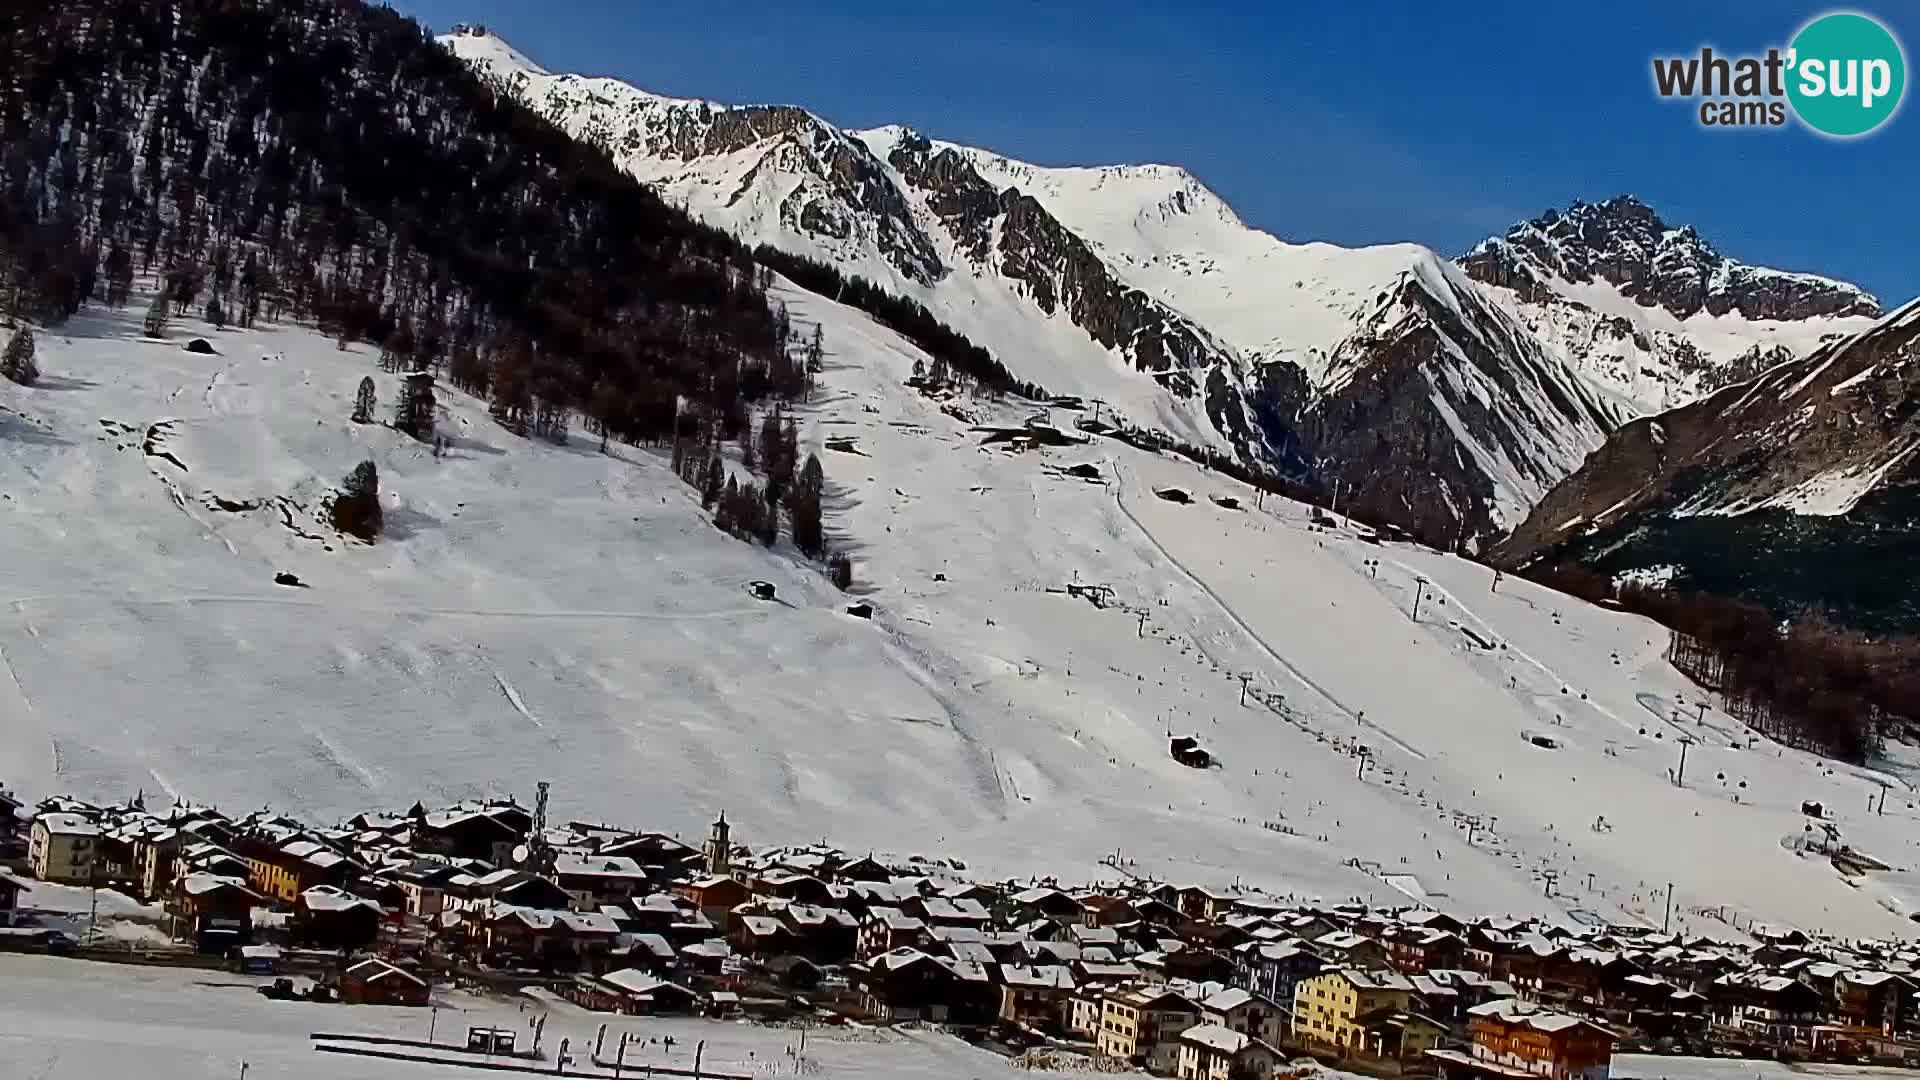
[526,780,556,878]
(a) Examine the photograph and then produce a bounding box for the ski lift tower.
[521,780,557,879]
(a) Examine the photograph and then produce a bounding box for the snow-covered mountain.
[440,27,1650,546]
[10,280,1920,939]
[1463,196,1881,414]
[1496,298,1920,634]
[440,31,1885,550]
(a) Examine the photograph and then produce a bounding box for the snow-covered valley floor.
[0,953,1036,1079]
[3,282,1918,939]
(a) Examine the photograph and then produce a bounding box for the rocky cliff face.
[1461,197,1880,416]
[887,133,1234,397]
[1495,300,1920,632]
[1463,196,1879,322]
[1253,265,1626,545]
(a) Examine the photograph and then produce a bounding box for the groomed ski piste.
[2,275,1918,949]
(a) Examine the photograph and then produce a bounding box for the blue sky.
[397,1,1916,305]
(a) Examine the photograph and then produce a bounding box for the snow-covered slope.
[5,283,1920,939]
[438,27,1634,546]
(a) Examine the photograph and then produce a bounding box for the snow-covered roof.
[627,933,675,960]
[1001,964,1075,990]
[1202,987,1257,1013]
[948,942,997,966]
[35,813,100,838]
[346,958,426,987]
[917,896,988,921]
[601,969,694,998]
[490,905,618,934]
[556,853,649,879]
[181,871,258,898]
[1181,1023,1252,1054]
[1468,998,1610,1036]
[300,885,382,913]
[1332,968,1414,992]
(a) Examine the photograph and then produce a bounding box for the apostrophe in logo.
[1650,10,1907,138]
[1787,12,1905,137]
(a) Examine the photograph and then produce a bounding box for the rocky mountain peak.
[1463,195,1879,322]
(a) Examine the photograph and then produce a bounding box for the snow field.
[1,274,1915,939]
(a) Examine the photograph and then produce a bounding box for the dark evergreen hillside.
[1551,485,1920,638]
[751,244,1046,401]
[0,0,800,443]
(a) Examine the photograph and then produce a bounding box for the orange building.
[1428,999,1615,1080]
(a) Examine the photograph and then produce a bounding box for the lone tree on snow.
[393,371,436,441]
[330,459,383,541]
[1,326,37,386]
[828,551,854,591]
[787,452,826,558]
[142,289,171,338]
[806,323,825,373]
[351,376,377,424]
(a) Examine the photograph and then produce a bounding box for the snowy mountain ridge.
[440,27,1882,547]
[1462,196,1881,415]
[440,28,1633,545]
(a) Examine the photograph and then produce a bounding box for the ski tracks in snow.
[490,667,545,730]
[296,719,380,792]
[0,638,57,781]
[1111,463,1427,762]
[1386,560,1647,741]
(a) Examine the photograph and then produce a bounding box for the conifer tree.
[1,326,37,386]
[351,376,376,424]
[142,289,170,338]
[702,456,724,509]
[394,371,436,441]
[330,459,382,541]
[788,453,826,558]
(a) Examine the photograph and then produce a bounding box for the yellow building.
[244,854,304,903]
[1098,986,1199,1071]
[28,813,101,885]
[1292,968,1416,1050]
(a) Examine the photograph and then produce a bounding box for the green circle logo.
[1787,12,1906,137]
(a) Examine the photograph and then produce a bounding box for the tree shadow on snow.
[381,505,440,541]
[55,303,151,343]
[440,432,507,458]
[820,477,883,597]
[32,374,98,392]
[0,409,68,447]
